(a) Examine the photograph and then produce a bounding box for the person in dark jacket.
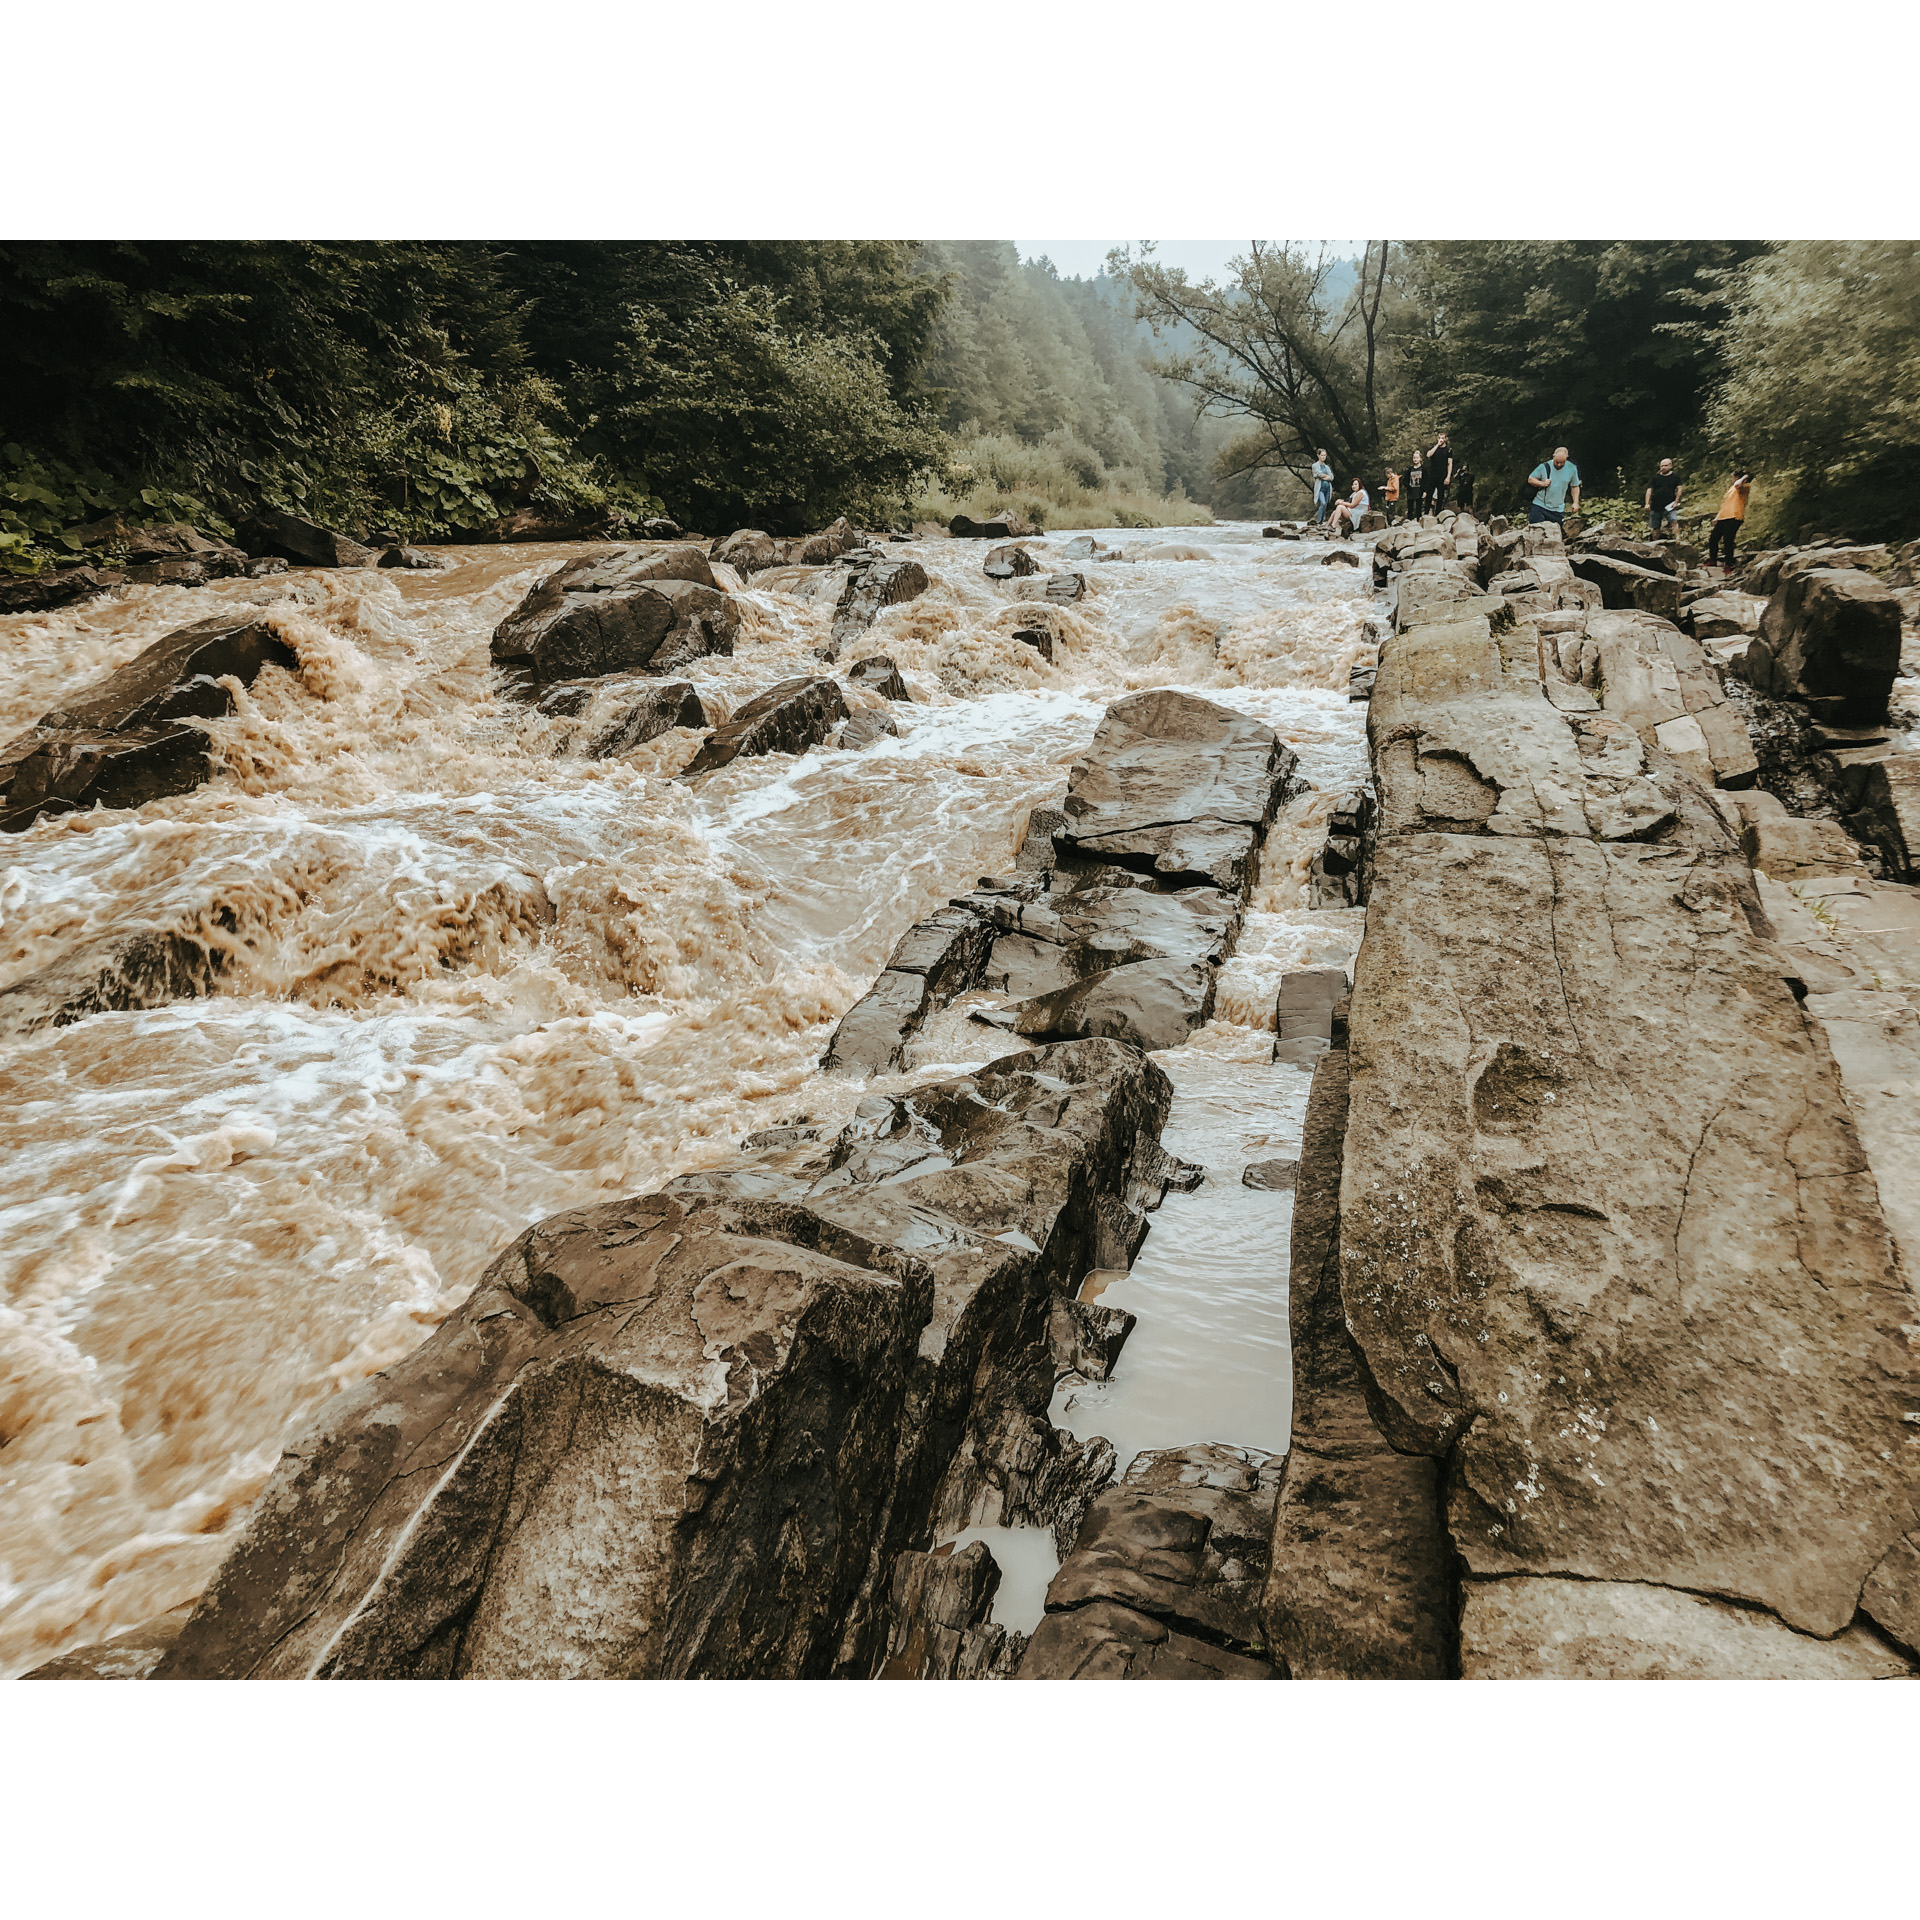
[1452,464,1474,512]
[1425,434,1454,513]
[1406,449,1425,519]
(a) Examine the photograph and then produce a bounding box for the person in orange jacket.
[1708,470,1753,570]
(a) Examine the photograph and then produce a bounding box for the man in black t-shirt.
[1645,458,1683,537]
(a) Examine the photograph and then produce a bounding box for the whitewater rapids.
[0,522,1372,1675]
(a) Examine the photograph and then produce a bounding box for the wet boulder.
[0,922,225,1037]
[950,511,1036,540]
[1012,956,1215,1053]
[156,1189,935,1679]
[792,517,860,565]
[0,564,126,615]
[823,906,993,1075]
[844,654,911,702]
[491,546,739,685]
[1055,688,1304,897]
[1007,606,1071,663]
[712,529,782,575]
[480,503,625,543]
[1241,1158,1297,1191]
[234,508,377,570]
[1018,1445,1285,1679]
[1321,548,1361,567]
[681,676,850,776]
[827,556,930,654]
[984,543,1040,579]
[23,1604,198,1680]
[158,1038,1182,1679]
[378,544,449,570]
[1,614,299,831]
[981,883,1241,998]
[1739,566,1903,725]
[534,677,707,759]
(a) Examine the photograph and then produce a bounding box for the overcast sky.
[1010,240,1363,282]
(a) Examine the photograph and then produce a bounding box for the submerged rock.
[491,546,738,685]
[0,565,126,615]
[1013,956,1216,1053]
[534,677,706,759]
[826,556,929,655]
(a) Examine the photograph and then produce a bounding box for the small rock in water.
[1242,1157,1299,1191]
[984,543,1039,579]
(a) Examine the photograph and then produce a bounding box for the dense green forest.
[4,238,1916,571]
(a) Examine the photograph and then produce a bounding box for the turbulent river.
[0,522,1373,1675]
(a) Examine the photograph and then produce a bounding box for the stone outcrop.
[1261,1050,1455,1677]
[1736,566,1902,725]
[682,677,850,777]
[984,544,1039,579]
[235,508,377,570]
[1316,581,1920,1673]
[1018,1445,1285,1679]
[821,691,1302,1073]
[1,614,298,832]
[491,546,739,686]
[1054,689,1304,894]
[1569,550,1684,618]
[0,565,127,616]
[155,1038,1187,1678]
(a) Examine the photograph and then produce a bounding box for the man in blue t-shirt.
[1528,447,1581,524]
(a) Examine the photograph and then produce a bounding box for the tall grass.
[912,426,1212,531]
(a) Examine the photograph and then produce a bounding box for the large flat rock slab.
[1058,688,1302,848]
[1461,1577,1912,1680]
[1343,828,1919,1637]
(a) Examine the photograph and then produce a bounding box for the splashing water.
[0,520,1371,1675]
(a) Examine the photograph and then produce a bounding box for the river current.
[0,522,1372,1675]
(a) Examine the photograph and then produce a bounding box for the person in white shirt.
[1327,479,1370,537]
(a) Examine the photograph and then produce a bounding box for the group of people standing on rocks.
[1310,435,1757,574]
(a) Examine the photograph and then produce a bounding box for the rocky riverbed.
[13,505,1920,1681]
[1,519,1370,1677]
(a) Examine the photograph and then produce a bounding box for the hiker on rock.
[1453,463,1475,513]
[1708,470,1752,570]
[1327,478,1369,538]
[1311,449,1334,524]
[1527,446,1581,526]
[1407,448,1425,519]
[1425,434,1454,513]
[1645,457,1684,538]
[1383,468,1402,522]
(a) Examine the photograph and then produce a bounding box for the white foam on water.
[0,518,1376,1674]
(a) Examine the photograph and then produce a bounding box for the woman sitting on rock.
[1327,480,1369,537]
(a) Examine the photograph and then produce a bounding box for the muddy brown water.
[0,525,1372,1675]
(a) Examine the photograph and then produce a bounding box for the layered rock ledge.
[1266,551,1920,1677]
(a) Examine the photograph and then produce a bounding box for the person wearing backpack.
[1527,447,1581,525]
